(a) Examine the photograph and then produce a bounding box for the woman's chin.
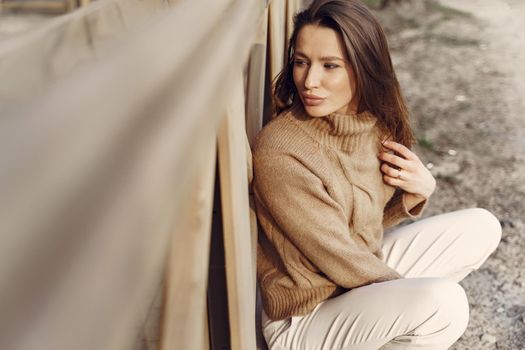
[303,104,330,118]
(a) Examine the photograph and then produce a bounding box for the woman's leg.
[382,208,501,281]
[262,208,501,349]
[262,278,469,350]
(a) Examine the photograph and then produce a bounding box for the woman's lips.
[302,94,326,106]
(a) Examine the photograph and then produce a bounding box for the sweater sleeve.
[382,189,427,229]
[253,151,402,289]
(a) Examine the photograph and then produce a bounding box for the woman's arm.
[254,150,402,289]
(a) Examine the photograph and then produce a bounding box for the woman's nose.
[304,66,321,90]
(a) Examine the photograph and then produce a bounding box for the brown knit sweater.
[253,106,426,321]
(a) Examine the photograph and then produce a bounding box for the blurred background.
[0,0,523,349]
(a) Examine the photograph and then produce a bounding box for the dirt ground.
[373,0,525,348]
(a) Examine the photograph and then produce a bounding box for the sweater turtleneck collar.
[290,105,379,153]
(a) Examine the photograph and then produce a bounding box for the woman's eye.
[324,63,339,69]
[294,59,307,66]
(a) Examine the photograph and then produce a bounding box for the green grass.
[417,136,435,151]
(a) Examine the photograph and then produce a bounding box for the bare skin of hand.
[378,140,436,210]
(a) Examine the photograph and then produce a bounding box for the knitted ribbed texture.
[253,106,426,321]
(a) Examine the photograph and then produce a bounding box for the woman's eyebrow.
[294,51,344,61]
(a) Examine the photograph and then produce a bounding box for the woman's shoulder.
[253,109,314,156]
[253,110,294,150]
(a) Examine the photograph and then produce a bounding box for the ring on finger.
[397,169,403,179]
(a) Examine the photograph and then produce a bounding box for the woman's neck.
[289,105,378,153]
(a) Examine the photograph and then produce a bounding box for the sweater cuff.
[402,193,427,218]
[376,269,404,281]
[383,191,427,229]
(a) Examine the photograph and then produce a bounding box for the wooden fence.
[0,0,307,349]
[0,0,91,14]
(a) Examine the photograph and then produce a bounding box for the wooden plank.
[245,7,268,147]
[1,0,69,13]
[218,71,257,350]
[0,1,263,350]
[0,0,169,111]
[203,303,210,350]
[245,6,267,279]
[160,132,216,350]
[133,280,164,350]
[66,0,77,11]
[268,0,286,82]
[286,0,300,42]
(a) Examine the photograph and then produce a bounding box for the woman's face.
[293,24,358,117]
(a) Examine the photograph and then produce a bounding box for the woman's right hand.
[378,141,436,202]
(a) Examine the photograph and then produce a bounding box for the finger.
[381,163,404,179]
[383,174,402,187]
[379,152,410,169]
[382,141,416,160]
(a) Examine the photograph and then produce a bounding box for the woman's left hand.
[378,140,436,200]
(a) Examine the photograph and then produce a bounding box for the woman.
[252,0,501,349]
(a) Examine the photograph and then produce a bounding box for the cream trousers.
[262,208,502,350]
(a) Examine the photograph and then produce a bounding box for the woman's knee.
[438,279,469,320]
[376,278,470,347]
[463,208,502,253]
[413,278,469,328]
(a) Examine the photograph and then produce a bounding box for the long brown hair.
[273,0,415,147]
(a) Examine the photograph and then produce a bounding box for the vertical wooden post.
[218,71,257,350]
[286,0,301,43]
[160,134,216,350]
[66,0,77,12]
[245,7,268,294]
[246,8,268,147]
[202,303,210,350]
[267,0,303,91]
[268,0,286,82]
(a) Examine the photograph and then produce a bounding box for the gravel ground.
[373,1,525,348]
